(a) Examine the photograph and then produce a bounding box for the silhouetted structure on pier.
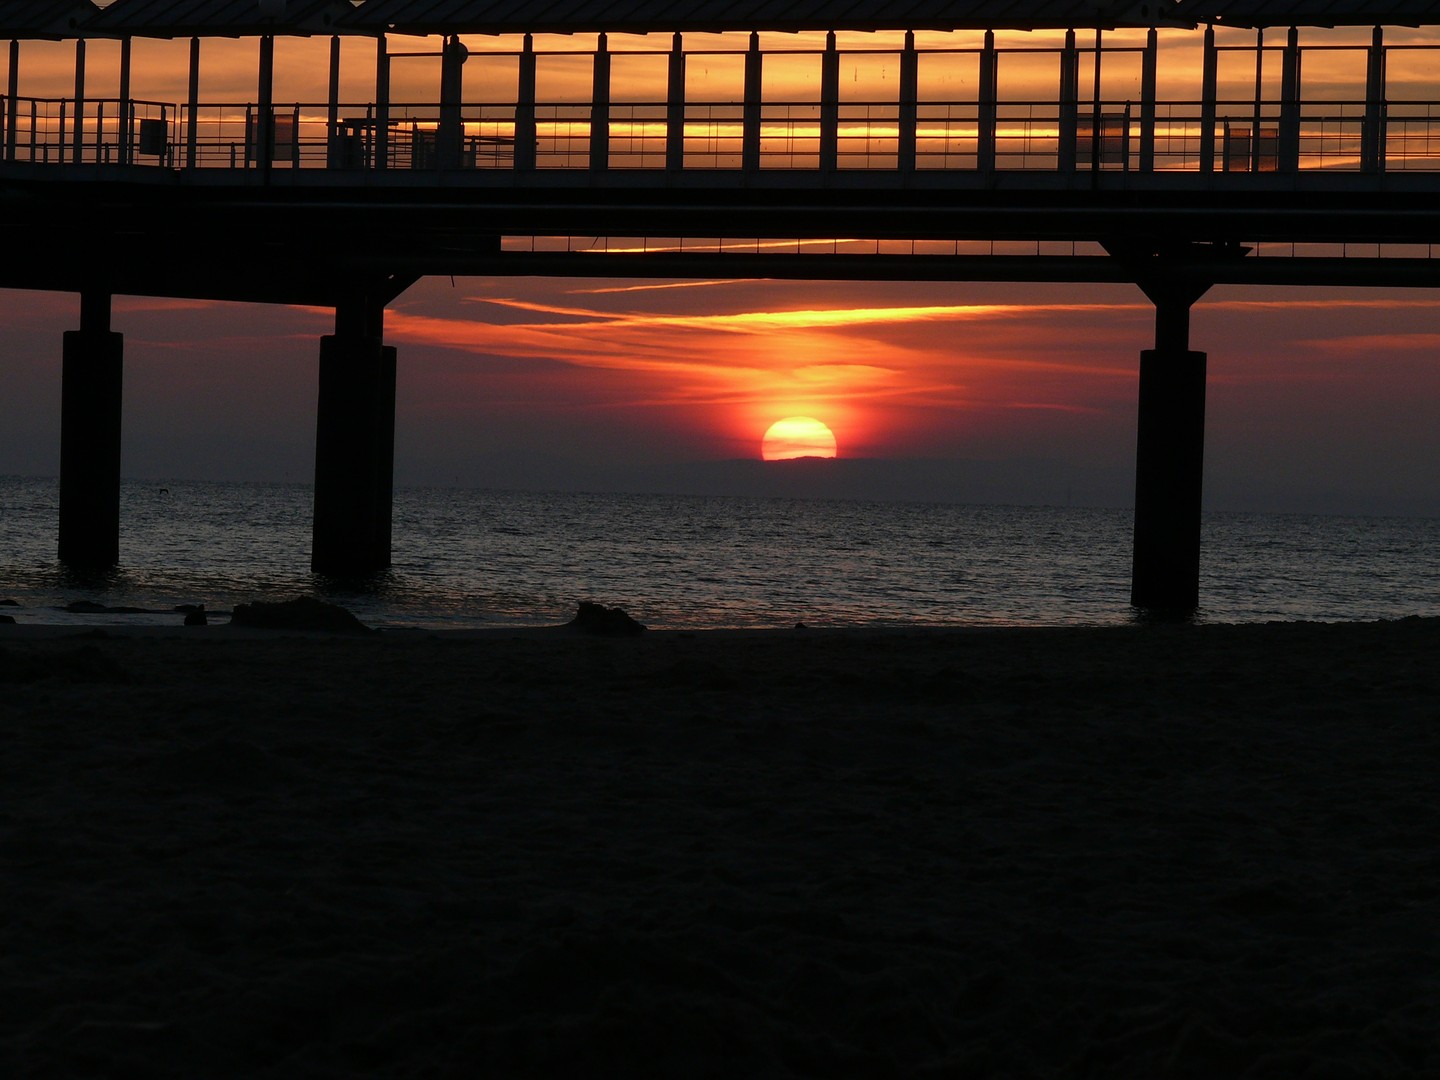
[4,0,1440,608]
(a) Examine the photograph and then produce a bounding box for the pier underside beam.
[59,290,124,569]
[312,290,397,578]
[1131,280,1210,612]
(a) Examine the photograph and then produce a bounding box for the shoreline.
[1,609,1434,636]
[6,617,1438,1075]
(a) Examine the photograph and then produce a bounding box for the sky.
[2,26,1438,517]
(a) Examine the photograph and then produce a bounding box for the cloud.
[1205,297,1440,313]
[569,280,751,295]
[1294,332,1440,352]
[474,296,1144,333]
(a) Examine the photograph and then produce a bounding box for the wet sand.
[4,618,1438,1076]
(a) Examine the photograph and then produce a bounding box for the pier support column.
[59,290,124,569]
[312,294,396,577]
[1131,282,1209,612]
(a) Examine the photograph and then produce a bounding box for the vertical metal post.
[898,31,918,174]
[6,40,19,162]
[439,34,467,169]
[186,36,199,168]
[820,31,839,173]
[1059,29,1078,173]
[590,32,609,172]
[1251,29,1264,171]
[1200,25,1217,173]
[666,32,685,172]
[117,37,131,165]
[1280,26,1300,171]
[978,30,997,173]
[1090,29,1103,173]
[257,34,274,171]
[326,34,340,166]
[375,33,390,170]
[1364,25,1385,173]
[72,37,85,164]
[1140,28,1157,172]
[743,32,762,172]
[59,289,124,569]
[515,34,536,171]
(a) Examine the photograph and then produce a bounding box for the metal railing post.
[256,34,275,172]
[186,37,199,168]
[820,31,839,173]
[743,32,762,172]
[72,38,85,164]
[666,32,685,172]
[590,32,609,172]
[327,34,341,168]
[978,31,997,173]
[1140,28,1157,171]
[117,36,131,164]
[1280,26,1300,171]
[4,39,17,162]
[898,31,917,174]
[1364,25,1386,173]
[1059,29,1079,173]
[515,34,536,171]
[1251,29,1265,172]
[1200,26,1217,173]
[1089,29,1103,176]
[375,33,390,170]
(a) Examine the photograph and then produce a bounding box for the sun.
[761,416,838,461]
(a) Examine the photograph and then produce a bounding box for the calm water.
[0,476,1435,629]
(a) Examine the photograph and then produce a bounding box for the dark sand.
[3,619,1438,1076]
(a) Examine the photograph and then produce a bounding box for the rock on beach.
[229,596,370,633]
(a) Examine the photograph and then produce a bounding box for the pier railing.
[5,92,1439,175]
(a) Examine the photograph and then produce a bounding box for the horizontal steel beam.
[7,176,1440,302]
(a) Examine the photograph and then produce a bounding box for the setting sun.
[761,417,838,461]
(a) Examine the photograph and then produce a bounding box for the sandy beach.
[4,616,1438,1076]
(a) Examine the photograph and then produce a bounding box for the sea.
[0,475,1436,630]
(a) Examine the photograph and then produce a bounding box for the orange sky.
[2,28,1438,513]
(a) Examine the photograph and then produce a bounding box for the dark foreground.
[3,619,1438,1076]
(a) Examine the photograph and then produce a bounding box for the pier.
[4,0,1440,609]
